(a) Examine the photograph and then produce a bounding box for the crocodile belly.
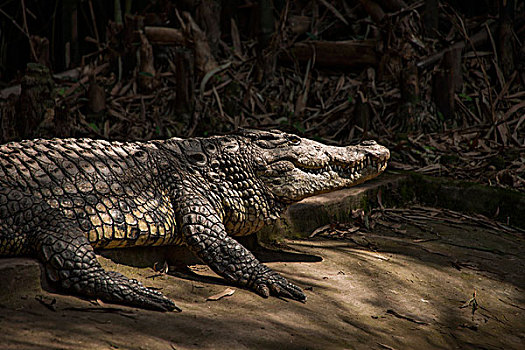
[82,194,182,249]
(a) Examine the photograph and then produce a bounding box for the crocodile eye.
[288,136,301,146]
[133,150,148,161]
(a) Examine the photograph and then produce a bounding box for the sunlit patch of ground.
[0,212,523,350]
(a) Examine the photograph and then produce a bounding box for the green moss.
[406,172,525,228]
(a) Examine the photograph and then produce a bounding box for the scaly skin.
[0,129,389,311]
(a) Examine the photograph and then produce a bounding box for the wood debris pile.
[0,0,523,190]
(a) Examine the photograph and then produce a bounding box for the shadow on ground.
[1,214,524,350]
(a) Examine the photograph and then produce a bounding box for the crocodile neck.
[153,137,286,237]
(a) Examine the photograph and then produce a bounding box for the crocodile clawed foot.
[253,272,307,302]
[101,271,181,312]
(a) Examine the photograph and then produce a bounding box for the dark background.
[0,0,523,189]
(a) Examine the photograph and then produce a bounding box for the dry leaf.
[207,288,236,301]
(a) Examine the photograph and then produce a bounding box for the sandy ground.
[1,217,524,350]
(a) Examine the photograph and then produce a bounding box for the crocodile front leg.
[178,194,306,301]
[35,222,180,311]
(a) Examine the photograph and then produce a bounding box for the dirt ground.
[1,212,524,350]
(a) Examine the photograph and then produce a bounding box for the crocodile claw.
[254,272,307,302]
[102,271,181,312]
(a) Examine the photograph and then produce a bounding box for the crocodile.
[0,129,389,311]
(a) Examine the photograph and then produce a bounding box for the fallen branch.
[417,23,495,69]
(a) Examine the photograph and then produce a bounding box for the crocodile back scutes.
[0,138,180,255]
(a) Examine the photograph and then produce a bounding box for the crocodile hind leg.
[179,194,306,301]
[35,224,179,311]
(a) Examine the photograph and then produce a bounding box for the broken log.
[30,35,51,68]
[138,31,158,92]
[16,63,56,139]
[433,47,462,120]
[183,12,218,75]
[289,15,312,35]
[87,73,106,113]
[174,47,195,115]
[144,26,186,46]
[0,95,17,143]
[196,0,221,55]
[0,64,109,99]
[400,63,419,104]
[282,40,378,68]
[498,0,516,80]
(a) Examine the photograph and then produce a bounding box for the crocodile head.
[240,129,390,203]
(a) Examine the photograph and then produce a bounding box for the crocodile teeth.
[302,158,386,178]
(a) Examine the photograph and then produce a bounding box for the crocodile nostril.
[205,143,217,154]
[188,152,207,165]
